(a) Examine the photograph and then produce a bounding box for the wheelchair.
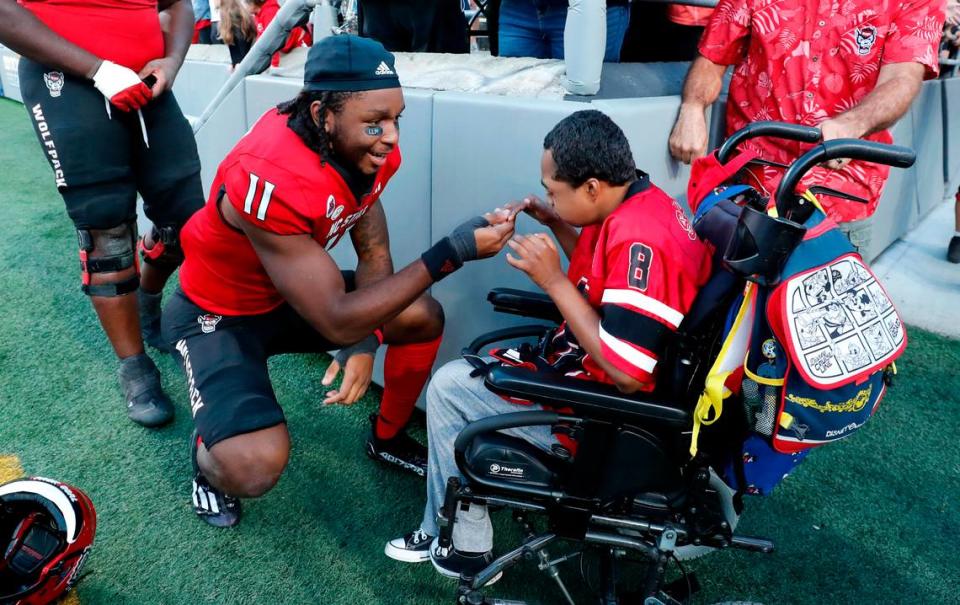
[436,122,916,605]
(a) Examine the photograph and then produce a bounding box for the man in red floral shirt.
[669,0,945,250]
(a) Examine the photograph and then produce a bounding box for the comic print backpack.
[741,208,905,454]
[687,185,906,495]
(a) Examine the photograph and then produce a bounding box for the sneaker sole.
[365,441,427,478]
[429,556,503,586]
[384,541,432,563]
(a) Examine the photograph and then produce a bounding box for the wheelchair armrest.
[487,288,563,323]
[483,365,690,429]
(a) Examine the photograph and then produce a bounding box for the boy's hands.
[519,195,562,227]
[506,233,565,291]
[486,196,561,227]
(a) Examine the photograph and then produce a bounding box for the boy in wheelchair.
[383,110,712,583]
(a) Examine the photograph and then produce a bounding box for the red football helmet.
[0,477,96,605]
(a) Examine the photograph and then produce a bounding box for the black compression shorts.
[162,273,357,447]
[18,58,204,231]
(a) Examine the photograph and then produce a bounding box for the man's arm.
[0,0,100,77]
[819,62,925,169]
[669,55,729,164]
[141,0,195,96]
[222,194,513,345]
[349,201,394,287]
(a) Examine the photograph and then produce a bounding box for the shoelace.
[411,529,429,545]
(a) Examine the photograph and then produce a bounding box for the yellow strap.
[800,189,826,213]
[690,283,755,456]
[768,189,824,218]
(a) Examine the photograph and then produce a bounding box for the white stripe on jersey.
[256,180,275,221]
[599,325,658,373]
[243,173,260,215]
[601,288,684,328]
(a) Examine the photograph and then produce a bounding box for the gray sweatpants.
[420,359,559,553]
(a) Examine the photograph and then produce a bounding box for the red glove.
[91,60,152,112]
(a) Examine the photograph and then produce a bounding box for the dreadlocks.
[277,90,357,164]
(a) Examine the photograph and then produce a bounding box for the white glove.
[91,60,152,111]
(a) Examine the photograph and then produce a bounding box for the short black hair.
[543,110,636,187]
[277,90,357,163]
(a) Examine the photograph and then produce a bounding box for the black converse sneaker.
[118,353,174,427]
[384,528,435,563]
[430,540,502,585]
[365,414,427,478]
[190,431,241,528]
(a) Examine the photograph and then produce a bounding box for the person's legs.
[133,90,206,350]
[540,2,568,59]
[18,57,173,426]
[362,293,444,476]
[425,0,470,53]
[498,0,551,58]
[603,5,630,62]
[359,0,414,51]
[385,359,557,573]
[165,290,292,526]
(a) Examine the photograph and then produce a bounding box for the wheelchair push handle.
[717,121,822,163]
[774,139,916,218]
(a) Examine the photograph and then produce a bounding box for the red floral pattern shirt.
[699,0,945,221]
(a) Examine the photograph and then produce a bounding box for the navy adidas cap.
[303,34,401,92]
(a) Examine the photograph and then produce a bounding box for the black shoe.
[138,289,171,353]
[430,541,502,585]
[190,431,241,528]
[384,528,435,563]
[118,354,174,427]
[948,236,960,264]
[365,414,427,478]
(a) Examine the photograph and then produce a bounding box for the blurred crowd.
[191,0,311,67]
[188,0,719,66]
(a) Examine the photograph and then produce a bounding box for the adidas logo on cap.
[375,61,395,76]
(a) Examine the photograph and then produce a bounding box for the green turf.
[0,96,958,604]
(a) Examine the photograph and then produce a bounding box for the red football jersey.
[560,175,712,389]
[21,0,164,72]
[179,109,402,315]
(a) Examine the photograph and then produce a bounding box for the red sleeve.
[882,0,944,79]
[223,157,313,235]
[593,228,686,384]
[697,0,751,66]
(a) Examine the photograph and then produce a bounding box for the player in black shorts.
[2,0,205,427]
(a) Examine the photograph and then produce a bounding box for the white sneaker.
[384,528,434,563]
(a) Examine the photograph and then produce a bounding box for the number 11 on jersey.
[243,173,275,221]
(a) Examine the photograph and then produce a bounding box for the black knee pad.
[138,224,185,271]
[77,219,140,297]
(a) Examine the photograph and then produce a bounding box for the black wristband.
[420,237,463,282]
